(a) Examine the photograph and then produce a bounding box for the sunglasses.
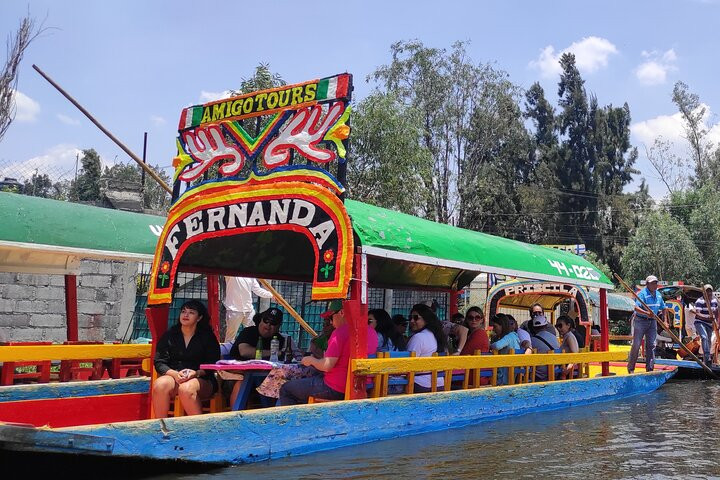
[261,318,281,326]
[467,314,483,320]
[409,314,421,321]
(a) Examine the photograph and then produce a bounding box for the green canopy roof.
[346,200,612,289]
[0,192,612,289]
[0,192,162,274]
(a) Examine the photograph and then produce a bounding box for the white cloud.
[150,115,166,126]
[632,103,720,146]
[199,90,233,103]
[529,36,618,78]
[635,49,678,86]
[56,113,80,126]
[13,90,40,122]
[0,144,82,181]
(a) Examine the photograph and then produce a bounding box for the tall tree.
[70,148,102,201]
[0,12,45,142]
[22,172,52,198]
[672,81,713,185]
[346,92,432,214]
[372,40,477,223]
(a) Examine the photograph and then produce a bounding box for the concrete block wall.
[0,260,138,343]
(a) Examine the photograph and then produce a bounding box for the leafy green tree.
[70,149,102,201]
[372,40,481,223]
[346,92,432,214]
[22,172,52,197]
[621,210,705,284]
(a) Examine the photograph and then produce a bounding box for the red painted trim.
[347,253,367,400]
[207,275,220,338]
[65,274,78,342]
[600,288,610,376]
[0,393,149,428]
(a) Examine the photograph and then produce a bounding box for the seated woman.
[152,300,220,418]
[370,308,407,352]
[505,314,532,352]
[460,306,489,355]
[407,303,447,393]
[556,315,580,379]
[488,314,520,386]
[278,300,378,405]
[228,307,290,408]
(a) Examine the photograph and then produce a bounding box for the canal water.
[151,379,720,479]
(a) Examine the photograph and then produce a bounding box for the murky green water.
[142,379,720,479]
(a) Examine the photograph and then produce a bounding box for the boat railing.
[352,350,627,397]
[0,343,151,384]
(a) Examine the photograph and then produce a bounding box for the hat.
[261,307,283,325]
[704,284,713,291]
[320,299,344,319]
[646,275,658,283]
[532,314,548,327]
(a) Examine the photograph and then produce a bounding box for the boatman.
[694,284,719,366]
[628,275,672,374]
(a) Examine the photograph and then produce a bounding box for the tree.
[346,92,432,214]
[645,137,690,195]
[22,172,52,197]
[621,210,705,284]
[371,40,477,223]
[0,12,45,142]
[70,149,102,201]
[672,81,714,185]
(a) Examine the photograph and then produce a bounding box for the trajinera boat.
[0,73,675,465]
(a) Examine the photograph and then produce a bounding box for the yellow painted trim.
[352,351,626,375]
[0,344,151,362]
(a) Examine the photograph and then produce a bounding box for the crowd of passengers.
[152,299,590,417]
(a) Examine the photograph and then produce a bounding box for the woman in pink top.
[278,299,378,405]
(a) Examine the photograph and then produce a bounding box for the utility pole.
[141,132,147,207]
[74,152,79,200]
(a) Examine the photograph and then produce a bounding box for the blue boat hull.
[0,369,671,465]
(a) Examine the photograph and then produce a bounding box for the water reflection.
[153,380,720,480]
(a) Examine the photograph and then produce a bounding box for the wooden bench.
[0,341,52,385]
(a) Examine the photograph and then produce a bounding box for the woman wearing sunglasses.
[460,306,490,355]
[407,304,447,393]
[555,315,580,379]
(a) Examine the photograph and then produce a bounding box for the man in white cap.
[694,284,718,365]
[628,275,671,373]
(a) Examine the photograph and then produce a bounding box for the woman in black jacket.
[152,299,220,418]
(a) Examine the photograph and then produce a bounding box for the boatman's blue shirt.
[635,287,666,318]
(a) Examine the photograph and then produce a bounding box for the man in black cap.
[228,307,290,408]
[229,307,286,361]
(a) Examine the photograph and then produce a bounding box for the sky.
[1,0,720,201]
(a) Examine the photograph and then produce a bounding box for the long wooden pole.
[32,64,172,194]
[615,273,718,379]
[34,64,318,339]
[258,279,317,338]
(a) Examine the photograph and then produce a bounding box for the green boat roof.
[0,192,612,289]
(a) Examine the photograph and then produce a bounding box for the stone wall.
[0,259,138,343]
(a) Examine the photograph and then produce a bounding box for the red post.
[600,288,610,376]
[65,274,78,342]
[449,289,459,317]
[347,253,368,400]
[206,274,220,339]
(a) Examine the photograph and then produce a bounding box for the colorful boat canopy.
[587,289,635,311]
[0,192,612,289]
[347,200,613,289]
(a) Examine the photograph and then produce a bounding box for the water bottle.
[269,335,280,363]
